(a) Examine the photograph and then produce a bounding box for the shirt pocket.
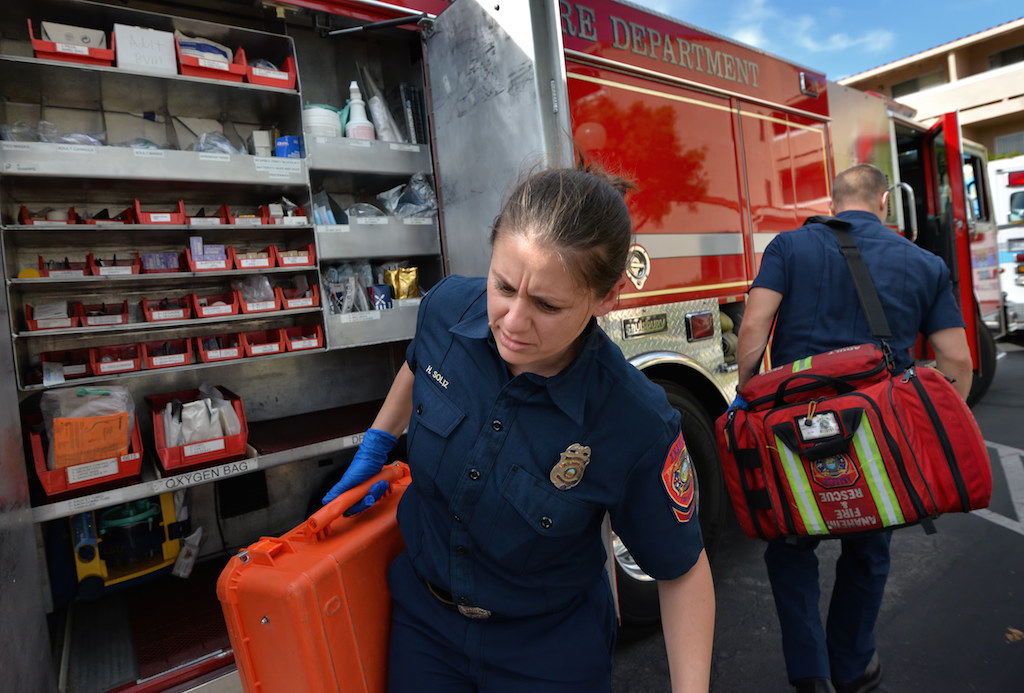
[408,377,465,484]
[487,465,600,574]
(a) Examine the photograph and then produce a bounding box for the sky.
[636,0,1024,80]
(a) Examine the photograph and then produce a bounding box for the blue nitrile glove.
[342,480,391,517]
[729,394,748,412]
[321,428,398,505]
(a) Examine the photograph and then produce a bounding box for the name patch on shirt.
[425,364,449,389]
[661,432,696,523]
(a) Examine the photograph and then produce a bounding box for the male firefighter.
[734,163,973,693]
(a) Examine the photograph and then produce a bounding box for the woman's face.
[487,232,620,377]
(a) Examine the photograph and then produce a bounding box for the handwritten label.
[184,438,226,457]
[67,457,119,484]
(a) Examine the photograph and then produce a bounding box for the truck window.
[1012,191,1024,223]
[962,154,990,222]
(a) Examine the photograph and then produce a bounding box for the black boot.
[834,653,882,693]
[794,679,836,693]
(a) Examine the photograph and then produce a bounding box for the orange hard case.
[217,463,410,693]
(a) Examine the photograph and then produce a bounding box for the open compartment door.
[424,0,572,277]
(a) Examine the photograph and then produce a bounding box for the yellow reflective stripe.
[774,435,829,535]
[791,357,813,372]
[852,414,905,526]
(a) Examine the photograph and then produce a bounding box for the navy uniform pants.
[386,551,617,693]
[764,531,892,683]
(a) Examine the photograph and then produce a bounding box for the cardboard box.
[114,24,177,76]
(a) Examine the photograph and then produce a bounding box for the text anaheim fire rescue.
[559,1,761,88]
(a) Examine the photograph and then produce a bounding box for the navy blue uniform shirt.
[752,210,965,371]
[398,276,704,618]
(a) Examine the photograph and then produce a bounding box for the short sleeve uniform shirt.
[751,210,965,371]
[399,276,704,618]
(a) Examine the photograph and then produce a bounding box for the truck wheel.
[967,322,996,407]
[613,380,726,626]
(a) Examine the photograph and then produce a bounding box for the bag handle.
[773,373,856,407]
[301,462,409,541]
[772,409,864,460]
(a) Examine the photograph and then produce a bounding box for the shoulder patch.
[661,432,697,523]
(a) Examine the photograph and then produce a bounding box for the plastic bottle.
[345,81,376,140]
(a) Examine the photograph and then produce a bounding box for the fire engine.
[989,154,1024,334]
[0,0,999,690]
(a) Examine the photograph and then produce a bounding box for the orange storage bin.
[241,329,285,357]
[26,413,143,498]
[141,338,193,369]
[146,386,249,472]
[89,343,141,375]
[283,325,323,352]
[196,334,244,363]
[176,40,246,82]
[274,243,316,267]
[88,252,141,276]
[142,296,192,322]
[134,199,186,225]
[245,55,297,89]
[40,349,92,379]
[28,19,115,67]
[25,303,78,331]
[77,300,130,327]
[232,245,276,270]
[191,292,239,318]
[18,205,79,225]
[277,282,320,310]
[186,247,232,272]
[235,288,281,314]
[37,255,88,278]
[218,463,410,693]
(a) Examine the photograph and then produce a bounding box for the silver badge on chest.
[550,443,592,491]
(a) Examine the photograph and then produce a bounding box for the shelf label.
[389,143,420,153]
[278,216,308,226]
[353,217,388,225]
[234,217,263,227]
[198,58,230,71]
[151,354,187,366]
[66,457,119,484]
[189,217,221,226]
[151,308,186,321]
[98,360,136,373]
[250,343,281,354]
[198,152,231,163]
[62,364,87,376]
[56,43,90,56]
[396,298,422,308]
[85,315,125,326]
[68,491,116,513]
[253,157,302,176]
[184,438,226,457]
[2,142,32,151]
[244,300,276,311]
[57,144,97,155]
[207,348,240,359]
[345,139,372,148]
[402,217,434,225]
[133,148,165,158]
[252,67,288,81]
[161,458,256,489]
[338,311,382,323]
[348,432,365,447]
[289,338,319,350]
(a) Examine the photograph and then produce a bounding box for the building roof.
[839,16,1024,84]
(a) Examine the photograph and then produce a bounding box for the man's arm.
[736,287,783,391]
[658,549,715,692]
[928,327,973,401]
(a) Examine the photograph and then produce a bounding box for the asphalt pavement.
[612,344,1024,693]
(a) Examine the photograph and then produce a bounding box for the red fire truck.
[0,0,998,689]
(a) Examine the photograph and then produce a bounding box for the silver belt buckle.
[457,605,492,619]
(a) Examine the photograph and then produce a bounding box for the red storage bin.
[26,413,143,498]
[191,292,239,319]
[186,247,232,272]
[176,40,247,82]
[37,256,88,278]
[25,304,78,331]
[146,386,249,472]
[40,349,92,379]
[245,55,297,89]
[142,338,193,369]
[277,283,320,310]
[84,206,134,225]
[218,464,410,693]
[88,252,141,276]
[259,205,308,226]
[232,246,276,270]
[273,243,316,267]
[236,288,281,314]
[18,205,79,225]
[134,199,186,225]
[77,300,130,327]
[89,344,141,375]
[142,296,192,322]
[241,329,285,357]
[283,325,323,352]
[28,19,115,67]
[187,205,233,226]
[196,334,244,363]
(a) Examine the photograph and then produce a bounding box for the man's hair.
[831,163,889,211]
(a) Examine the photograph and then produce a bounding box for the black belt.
[424,579,493,620]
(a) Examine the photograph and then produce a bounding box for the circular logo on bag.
[811,454,860,489]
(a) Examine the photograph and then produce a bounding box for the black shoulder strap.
[803,215,894,362]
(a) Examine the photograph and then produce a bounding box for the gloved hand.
[321,428,398,505]
[729,394,748,412]
[342,480,391,517]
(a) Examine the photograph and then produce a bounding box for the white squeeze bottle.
[345,80,376,140]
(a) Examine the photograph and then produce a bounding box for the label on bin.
[201,304,233,315]
[85,314,124,326]
[280,254,311,265]
[152,354,186,366]
[199,58,230,71]
[62,364,87,376]
[195,260,227,270]
[148,213,172,222]
[290,338,319,350]
[245,300,276,311]
[208,348,239,360]
[250,343,281,354]
[35,317,72,329]
[252,67,288,80]
[184,438,226,457]
[47,270,86,278]
[56,43,90,56]
[99,359,135,373]
[238,257,271,268]
[151,308,186,320]
[285,297,314,308]
[66,457,119,484]
[97,266,134,275]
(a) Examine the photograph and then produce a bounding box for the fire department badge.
[661,432,696,522]
[810,454,861,489]
[550,443,591,491]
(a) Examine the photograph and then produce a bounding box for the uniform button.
[468,468,480,480]
[456,545,467,554]
[540,516,553,529]
[453,514,462,523]
[458,596,470,605]
[416,404,423,415]
[491,419,503,431]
